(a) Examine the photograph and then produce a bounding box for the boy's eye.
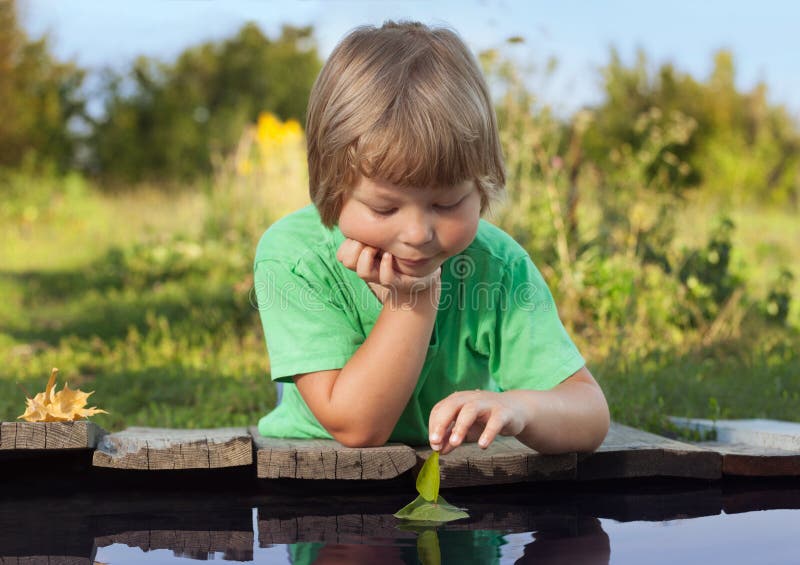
[371,207,397,216]
[434,200,462,211]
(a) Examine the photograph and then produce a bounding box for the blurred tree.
[583,48,800,207]
[89,22,321,185]
[0,0,86,172]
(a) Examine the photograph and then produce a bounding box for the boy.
[254,20,609,455]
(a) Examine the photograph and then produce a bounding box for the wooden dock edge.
[671,417,800,476]
[577,422,722,481]
[1,420,798,483]
[0,421,106,450]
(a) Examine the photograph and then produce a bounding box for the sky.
[18,0,800,118]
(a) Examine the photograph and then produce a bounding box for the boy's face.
[338,176,481,276]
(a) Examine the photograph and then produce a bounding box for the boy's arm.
[503,367,609,453]
[295,264,440,447]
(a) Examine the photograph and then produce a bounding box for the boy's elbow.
[587,397,611,452]
[331,427,390,448]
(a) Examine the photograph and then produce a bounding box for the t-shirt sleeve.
[254,258,364,383]
[488,255,586,391]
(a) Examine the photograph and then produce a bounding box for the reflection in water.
[417,529,441,565]
[515,517,610,564]
[1,481,799,564]
[286,517,609,565]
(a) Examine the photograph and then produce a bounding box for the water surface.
[2,476,798,564]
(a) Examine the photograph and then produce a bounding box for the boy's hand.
[336,238,441,305]
[428,391,527,455]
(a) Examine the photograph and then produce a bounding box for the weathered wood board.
[577,422,722,480]
[3,419,797,480]
[670,417,800,450]
[670,418,800,476]
[251,426,416,479]
[92,427,252,470]
[414,436,576,488]
[0,421,105,450]
[695,442,800,476]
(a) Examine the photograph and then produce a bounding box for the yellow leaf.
[18,368,108,422]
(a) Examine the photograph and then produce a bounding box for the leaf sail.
[416,451,440,502]
[395,451,469,524]
[393,494,469,522]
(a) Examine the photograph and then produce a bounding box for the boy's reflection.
[292,515,609,565]
[314,543,405,564]
[516,516,610,565]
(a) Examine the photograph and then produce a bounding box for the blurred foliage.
[0,1,321,183]
[2,0,798,205]
[583,49,800,207]
[88,22,321,184]
[0,0,86,171]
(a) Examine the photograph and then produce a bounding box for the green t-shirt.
[254,204,585,445]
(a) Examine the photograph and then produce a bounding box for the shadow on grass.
[0,269,255,345]
[0,247,145,305]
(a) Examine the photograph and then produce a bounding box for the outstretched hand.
[336,238,441,306]
[428,390,527,455]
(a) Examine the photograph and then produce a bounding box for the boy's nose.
[400,212,435,247]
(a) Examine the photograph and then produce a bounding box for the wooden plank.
[696,442,800,476]
[0,421,105,450]
[577,422,721,480]
[92,427,252,470]
[250,427,416,480]
[670,417,800,450]
[414,436,576,488]
[94,529,253,561]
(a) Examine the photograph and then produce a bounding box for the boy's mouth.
[396,256,433,267]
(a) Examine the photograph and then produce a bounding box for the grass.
[594,321,800,433]
[1,175,798,435]
[0,179,274,431]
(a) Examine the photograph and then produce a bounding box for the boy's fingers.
[478,410,506,449]
[432,422,455,453]
[378,251,394,285]
[355,246,379,279]
[335,238,355,260]
[447,402,481,448]
[428,400,464,450]
[337,239,364,269]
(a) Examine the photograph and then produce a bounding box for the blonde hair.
[305,20,506,229]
